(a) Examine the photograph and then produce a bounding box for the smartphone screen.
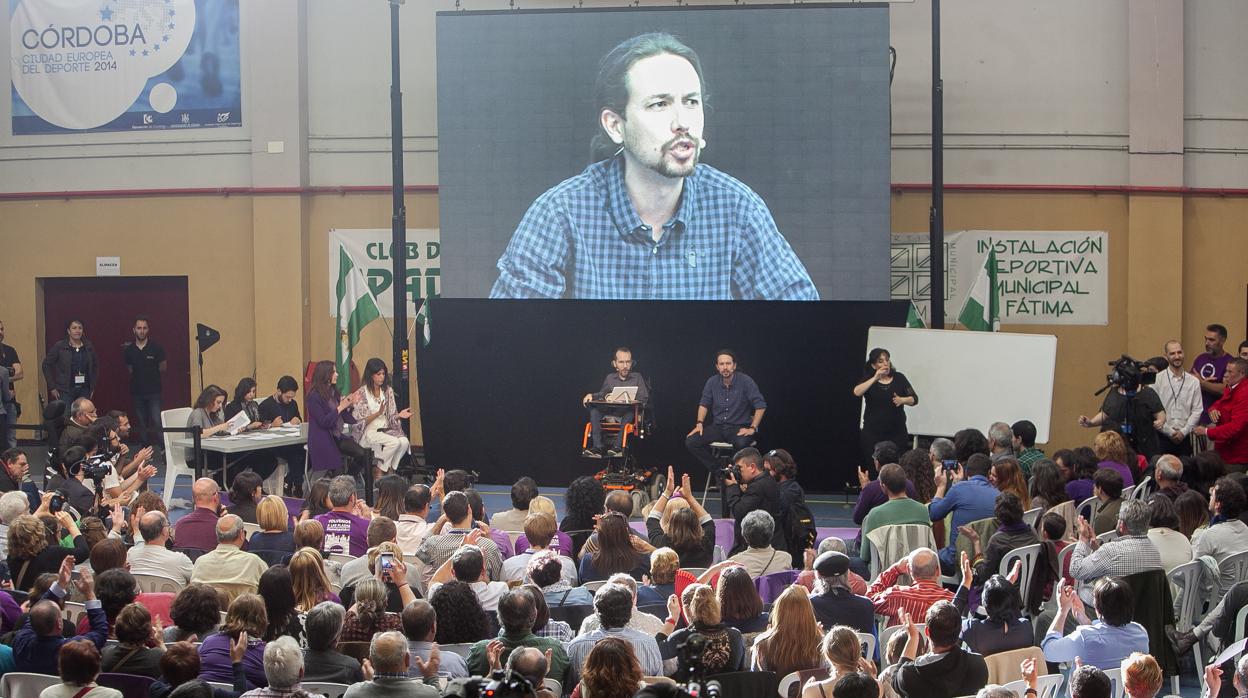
[379,553,394,571]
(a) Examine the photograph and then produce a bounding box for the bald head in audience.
[216,514,245,547]
[604,490,633,517]
[507,646,549,688]
[370,631,410,675]
[30,600,63,638]
[908,548,940,582]
[192,478,220,510]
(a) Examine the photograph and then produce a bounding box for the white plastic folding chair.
[1130,476,1153,501]
[64,600,87,628]
[1104,667,1124,698]
[878,624,924,655]
[160,406,194,506]
[1002,674,1064,698]
[132,572,184,594]
[1077,496,1098,522]
[582,580,609,592]
[328,553,356,566]
[543,678,562,696]
[1219,550,1248,589]
[1022,507,1042,528]
[777,670,802,698]
[1000,543,1043,612]
[1168,560,1206,694]
[438,643,476,657]
[1,672,61,698]
[856,631,876,659]
[242,522,261,540]
[1120,485,1135,501]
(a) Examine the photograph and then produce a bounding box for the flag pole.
[388,0,410,433]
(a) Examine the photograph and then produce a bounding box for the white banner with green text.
[328,229,441,318]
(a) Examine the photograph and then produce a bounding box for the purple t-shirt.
[315,510,370,557]
[1194,352,1233,417]
[1096,460,1135,487]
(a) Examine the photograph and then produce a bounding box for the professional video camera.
[675,633,722,698]
[443,669,535,698]
[1104,355,1157,393]
[77,452,116,482]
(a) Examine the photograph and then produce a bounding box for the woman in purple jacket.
[305,361,370,477]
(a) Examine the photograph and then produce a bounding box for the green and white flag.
[905,301,926,329]
[415,297,433,347]
[958,249,1000,332]
[335,245,381,393]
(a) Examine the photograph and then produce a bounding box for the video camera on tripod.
[1099,354,1157,394]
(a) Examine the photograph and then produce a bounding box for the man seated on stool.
[685,350,765,513]
[582,347,648,458]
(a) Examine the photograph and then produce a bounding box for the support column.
[1125,0,1184,354]
[244,0,311,383]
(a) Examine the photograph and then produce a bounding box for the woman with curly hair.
[899,449,937,504]
[340,578,402,641]
[1029,459,1069,511]
[429,580,490,644]
[575,637,643,698]
[562,476,605,556]
[164,584,221,643]
[258,566,302,642]
[8,511,88,591]
[373,473,408,521]
[579,512,648,583]
[637,547,679,606]
[802,625,873,698]
[646,470,715,568]
[718,564,769,634]
[288,547,340,611]
[1093,431,1137,486]
[989,459,1031,509]
[751,585,825,678]
[198,593,268,689]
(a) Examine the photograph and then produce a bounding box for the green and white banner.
[328,229,441,318]
[891,230,1108,327]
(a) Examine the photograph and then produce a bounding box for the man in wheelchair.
[581,347,649,458]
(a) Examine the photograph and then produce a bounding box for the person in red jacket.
[1196,357,1248,471]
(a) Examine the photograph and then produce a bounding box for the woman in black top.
[659,583,745,676]
[102,602,165,678]
[247,495,295,557]
[224,378,264,430]
[646,469,716,569]
[717,565,770,634]
[227,471,263,525]
[853,348,917,469]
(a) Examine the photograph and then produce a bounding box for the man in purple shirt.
[172,477,222,551]
[1194,323,1233,423]
[314,474,373,556]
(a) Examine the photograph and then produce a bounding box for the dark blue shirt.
[489,157,818,300]
[700,372,766,427]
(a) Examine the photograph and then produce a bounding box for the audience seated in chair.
[503,512,577,586]
[658,582,745,677]
[13,556,107,675]
[729,509,793,577]
[1120,652,1163,698]
[428,580,491,645]
[866,547,956,626]
[962,493,1040,589]
[415,491,504,585]
[1041,577,1148,671]
[579,512,649,583]
[301,600,365,685]
[199,592,269,689]
[429,537,508,612]
[129,510,194,585]
[579,573,664,636]
[959,574,1033,657]
[492,477,538,533]
[718,564,770,634]
[44,639,123,698]
[1194,476,1248,591]
[314,475,375,558]
[239,635,327,698]
[572,637,644,698]
[751,585,826,679]
[245,495,295,558]
[577,488,655,561]
[860,463,932,570]
[337,515,398,590]
[647,468,717,569]
[1068,498,1162,606]
[394,483,434,556]
[802,625,879,698]
[797,537,868,596]
[637,547,679,607]
[149,639,246,698]
[929,451,1001,574]
[464,587,569,682]
[529,549,594,608]
[566,582,663,687]
[190,514,266,599]
[1090,468,1125,536]
[163,583,221,643]
[808,551,874,636]
[891,601,988,698]
[100,602,164,678]
[401,599,470,679]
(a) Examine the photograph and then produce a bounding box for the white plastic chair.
[1129,476,1153,500]
[1167,560,1206,692]
[856,631,876,659]
[1120,485,1136,501]
[1219,550,1248,590]
[437,642,476,657]
[1002,674,1064,698]
[543,678,562,695]
[1001,543,1043,612]
[878,624,923,655]
[1077,496,1098,522]
[160,406,195,506]
[582,580,609,592]
[302,682,350,698]
[1022,507,1042,528]
[64,600,87,628]
[242,522,261,540]
[777,670,803,697]
[206,682,235,693]
[1104,667,1124,698]
[1096,530,1119,545]
[1,672,61,698]
[132,572,184,594]
[327,553,356,566]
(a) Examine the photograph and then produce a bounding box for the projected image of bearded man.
[489,32,818,300]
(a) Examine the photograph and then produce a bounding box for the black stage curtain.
[415,300,907,493]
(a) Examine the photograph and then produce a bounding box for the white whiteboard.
[864,327,1058,442]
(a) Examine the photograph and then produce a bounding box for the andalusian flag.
[415,297,433,347]
[958,249,1000,332]
[905,301,926,329]
[335,246,380,393]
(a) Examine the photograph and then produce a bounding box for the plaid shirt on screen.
[866,559,955,626]
[489,157,819,300]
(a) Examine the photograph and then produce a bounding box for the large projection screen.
[437,4,892,301]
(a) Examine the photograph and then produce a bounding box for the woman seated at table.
[186,385,276,483]
[248,495,295,555]
[224,378,266,431]
[305,361,370,478]
[348,358,412,482]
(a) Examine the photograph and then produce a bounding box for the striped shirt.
[866,561,954,626]
[489,157,819,300]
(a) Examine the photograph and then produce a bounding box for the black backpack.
[780,485,817,560]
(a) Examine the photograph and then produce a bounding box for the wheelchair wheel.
[648,471,666,501]
[630,489,650,516]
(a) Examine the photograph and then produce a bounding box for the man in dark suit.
[13,555,108,674]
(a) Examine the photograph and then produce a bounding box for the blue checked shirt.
[489,157,819,300]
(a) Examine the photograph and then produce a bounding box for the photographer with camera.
[723,447,785,556]
[1078,356,1166,462]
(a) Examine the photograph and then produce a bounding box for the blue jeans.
[132,392,162,448]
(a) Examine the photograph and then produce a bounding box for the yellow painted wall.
[1,190,1241,456]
